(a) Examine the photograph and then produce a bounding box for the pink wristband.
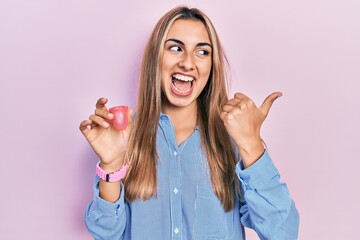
[96,162,129,182]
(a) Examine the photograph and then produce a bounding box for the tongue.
[173,79,191,91]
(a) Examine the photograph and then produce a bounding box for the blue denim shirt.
[84,113,299,240]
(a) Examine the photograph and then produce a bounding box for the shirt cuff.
[236,150,279,190]
[92,175,126,217]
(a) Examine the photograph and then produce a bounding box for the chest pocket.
[193,186,235,240]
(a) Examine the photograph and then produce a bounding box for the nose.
[179,53,195,71]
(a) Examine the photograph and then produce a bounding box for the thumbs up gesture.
[220,92,282,168]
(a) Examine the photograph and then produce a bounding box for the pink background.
[1,0,359,239]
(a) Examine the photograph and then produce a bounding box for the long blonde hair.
[124,6,237,211]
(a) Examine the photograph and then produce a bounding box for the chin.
[165,91,197,108]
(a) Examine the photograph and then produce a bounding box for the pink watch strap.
[96,162,129,182]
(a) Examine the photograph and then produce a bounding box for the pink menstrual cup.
[109,106,128,131]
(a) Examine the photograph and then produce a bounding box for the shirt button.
[174,151,177,156]
[174,227,179,234]
[173,187,178,194]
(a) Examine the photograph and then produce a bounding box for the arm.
[221,92,299,238]
[237,151,299,239]
[80,98,133,239]
[84,176,128,240]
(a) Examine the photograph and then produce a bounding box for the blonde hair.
[124,6,237,211]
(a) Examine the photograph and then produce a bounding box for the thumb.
[260,92,282,116]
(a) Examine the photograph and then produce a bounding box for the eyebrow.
[165,38,212,49]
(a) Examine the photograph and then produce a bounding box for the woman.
[80,6,299,240]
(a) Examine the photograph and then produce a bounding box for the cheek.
[161,58,171,81]
[162,53,177,69]
[160,74,169,90]
[199,61,212,78]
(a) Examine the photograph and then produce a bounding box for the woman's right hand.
[79,98,133,172]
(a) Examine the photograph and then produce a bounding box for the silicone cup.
[109,106,128,131]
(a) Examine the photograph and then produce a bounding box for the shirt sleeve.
[236,151,300,240]
[84,175,127,240]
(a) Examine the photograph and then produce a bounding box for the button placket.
[169,148,182,239]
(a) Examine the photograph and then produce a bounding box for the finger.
[220,111,228,122]
[95,97,108,109]
[234,92,257,108]
[223,103,242,113]
[220,111,235,124]
[222,104,233,113]
[234,92,250,101]
[228,97,242,105]
[90,122,97,129]
[259,92,282,116]
[95,108,114,120]
[79,120,92,135]
[223,98,241,109]
[224,97,250,112]
[89,114,110,128]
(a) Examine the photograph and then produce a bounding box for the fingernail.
[108,113,114,119]
[103,122,109,128]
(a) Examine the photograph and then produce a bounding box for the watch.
[96,162,129,182]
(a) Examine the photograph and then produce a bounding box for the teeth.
[172,74,194,82]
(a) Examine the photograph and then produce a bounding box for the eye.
[169,45,182,52]
[197,49,210,56]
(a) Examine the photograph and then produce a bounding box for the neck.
[162,101,198,130]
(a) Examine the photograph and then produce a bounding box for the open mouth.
[171,73,195,96]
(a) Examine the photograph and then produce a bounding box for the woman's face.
[161,19,212,111]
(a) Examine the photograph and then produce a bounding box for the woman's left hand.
[220,92,282,167]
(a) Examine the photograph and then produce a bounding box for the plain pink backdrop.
[1,0,359,239]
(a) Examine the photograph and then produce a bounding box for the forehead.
[166,19,210,43]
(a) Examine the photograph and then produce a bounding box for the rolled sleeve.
[91,175,125,217]
[236,150,279,190]
[236,151,299,239]
[84,175,127,239]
